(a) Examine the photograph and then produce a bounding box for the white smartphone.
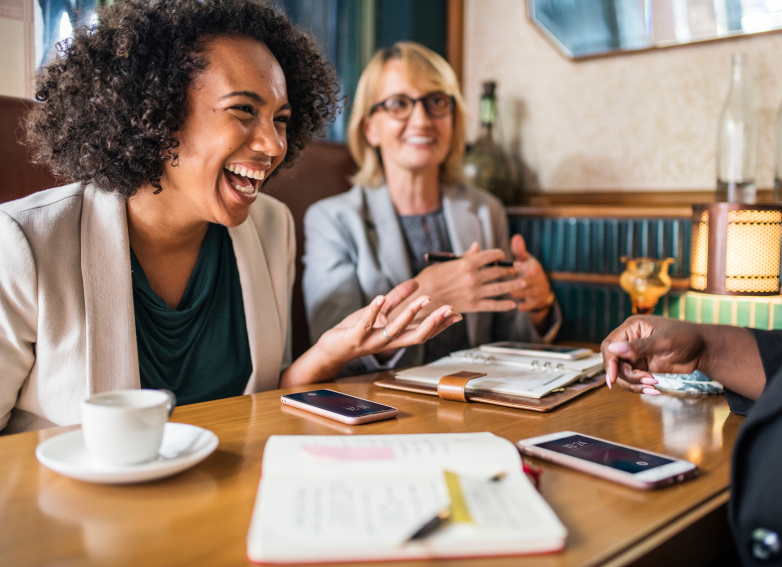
[480,341,593,360]
[516,431,699,490]
[280,389,399,425]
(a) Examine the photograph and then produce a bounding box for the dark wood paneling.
[0,96,60,204]
[518,189,776,208]
[447,0,464,85]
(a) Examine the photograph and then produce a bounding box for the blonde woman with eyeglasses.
[302,42,560,375]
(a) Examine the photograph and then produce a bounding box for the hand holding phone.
[281,390,398,425]
[516,431,698,490]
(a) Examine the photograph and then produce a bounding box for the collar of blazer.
[79,185,283,398]
[81,185,140,394]
[227,210,285,394]
[361,183,484,342]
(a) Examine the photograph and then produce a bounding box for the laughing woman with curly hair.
[0,0,460,434]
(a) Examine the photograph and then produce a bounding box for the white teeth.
[230,181,257,196]
[224,165,266,182]
[407,136,434,144]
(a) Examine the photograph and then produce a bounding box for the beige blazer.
[0,183,294,434]
[302,184,561,376]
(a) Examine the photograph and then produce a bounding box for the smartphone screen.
[490,342,584,354]
[282,390,396,418]
[534,434,674,474]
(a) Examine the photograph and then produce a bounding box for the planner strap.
[437,371,487,402]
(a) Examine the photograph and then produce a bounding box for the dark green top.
[130,223,253,406]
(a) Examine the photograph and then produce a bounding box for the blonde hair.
[348,41,466,188]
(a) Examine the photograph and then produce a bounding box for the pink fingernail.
[375,296,385,306]
[607,342,631,355]
[605,376,612,389]
[641,377,658,385]
[421,298,431,307]
[642,387,660,396]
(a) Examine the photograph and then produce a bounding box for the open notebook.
[394,348,604,399]
[247,433,567,564]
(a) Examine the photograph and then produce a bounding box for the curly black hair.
[25,0,341,198]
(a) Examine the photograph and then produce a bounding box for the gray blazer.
[302,183,561,375]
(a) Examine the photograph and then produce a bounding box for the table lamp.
[689,203,782,296]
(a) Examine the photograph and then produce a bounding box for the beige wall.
[0,0,35,99]
[0,16,27,98]
[463,0,782,193]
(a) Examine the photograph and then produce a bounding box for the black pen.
[404,507,451,543]
[425,251,515,268]
[403,472,505,543]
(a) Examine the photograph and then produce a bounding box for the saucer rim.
[35,422,219,484]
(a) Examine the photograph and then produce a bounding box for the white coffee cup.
[81,389,176,466]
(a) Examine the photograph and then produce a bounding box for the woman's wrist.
[526,291,554,331]
[281,338,349,388]
[528,291,555,314]
[310,338,350,380]
[528,305,552,333]
[696,324,765,399]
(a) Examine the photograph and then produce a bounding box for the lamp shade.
[690,203,782,296]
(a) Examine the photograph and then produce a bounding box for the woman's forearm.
[698,325,766,400]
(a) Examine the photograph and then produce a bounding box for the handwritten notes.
[248,433,567,563]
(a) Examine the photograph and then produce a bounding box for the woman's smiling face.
[362,59,453,181]
[161,36,290,227]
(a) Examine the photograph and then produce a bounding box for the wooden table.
[0,373,742,567]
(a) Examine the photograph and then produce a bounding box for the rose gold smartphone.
[516,431,699,490]
[280,390,398,425]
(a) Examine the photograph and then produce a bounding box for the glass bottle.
[716,53,757,203]
[774,99,782,202]
[463,81,514,204]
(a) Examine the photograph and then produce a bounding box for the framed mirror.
[528,0,782,59]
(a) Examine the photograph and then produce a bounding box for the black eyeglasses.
[369,92,455,120]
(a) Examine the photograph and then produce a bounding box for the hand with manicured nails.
[601,316,706,396]
[601,315,765,399]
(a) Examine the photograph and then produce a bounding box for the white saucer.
[36,422,219,484]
